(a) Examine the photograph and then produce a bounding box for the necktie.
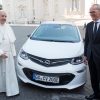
[93,22,98,34]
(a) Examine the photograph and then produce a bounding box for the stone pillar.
[48,0,54,20]
[84,0,93,19]
[97,0,100,4]
[34,0,44,22]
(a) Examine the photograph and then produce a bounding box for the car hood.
[22,39,84,58]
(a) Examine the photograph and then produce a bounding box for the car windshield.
[30,24,80,42]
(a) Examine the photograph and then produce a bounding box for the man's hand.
[83,56,88,65]
[0,53,8,59]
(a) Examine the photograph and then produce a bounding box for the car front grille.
[28,53,71,67]
[23,68,75,86]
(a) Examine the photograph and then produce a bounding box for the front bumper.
[17,59,87,90]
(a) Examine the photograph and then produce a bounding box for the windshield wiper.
[64,40,77,43]
[31,38,78,42]
[44,40,77,42]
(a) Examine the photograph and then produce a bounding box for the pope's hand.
[0,53,8,59]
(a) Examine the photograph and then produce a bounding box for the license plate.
[33,73,59,83]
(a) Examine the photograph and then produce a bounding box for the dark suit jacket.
[84,21,100,62]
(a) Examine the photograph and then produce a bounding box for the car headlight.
[70,55,84,65]
[19,49,29,60]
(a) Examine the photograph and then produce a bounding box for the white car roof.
[41,21,76,26]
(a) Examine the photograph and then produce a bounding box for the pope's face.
[0,12,7,25]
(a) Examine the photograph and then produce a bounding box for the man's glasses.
[89,11,96,14]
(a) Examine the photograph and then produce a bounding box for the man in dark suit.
[84,4,100,100]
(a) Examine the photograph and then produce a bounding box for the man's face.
[0,12,7,25]
[89,6,100,21]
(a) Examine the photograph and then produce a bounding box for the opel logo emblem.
[44,60,50,65]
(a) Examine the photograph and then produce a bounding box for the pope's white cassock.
[0,23,19,96]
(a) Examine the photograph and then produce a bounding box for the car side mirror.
[83,38,85,42]
[27,34,31,37]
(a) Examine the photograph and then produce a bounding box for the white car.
[17,21,87,90]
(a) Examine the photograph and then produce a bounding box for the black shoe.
[85,93,100,100]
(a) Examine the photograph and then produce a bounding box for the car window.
[30,24,80,42]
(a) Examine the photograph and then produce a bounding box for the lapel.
[89,22,94,40]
